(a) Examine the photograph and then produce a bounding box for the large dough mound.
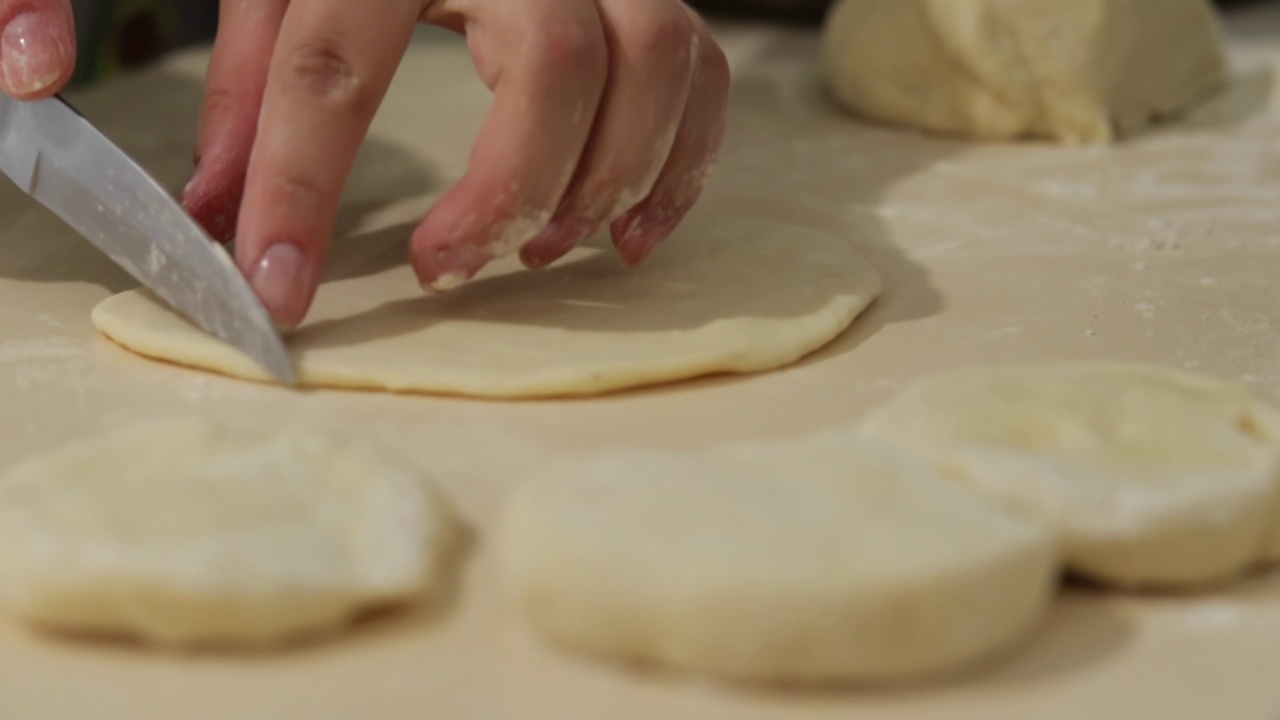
[501,435,1056,683]
[822,0,1227,143]
[91,210,881,399]
[0,418,455,648]
[861,364,1280,589]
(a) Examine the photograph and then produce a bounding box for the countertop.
[4,7,1280,719]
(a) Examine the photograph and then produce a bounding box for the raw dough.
[501,434,1056,683]
[821,0,1227,143]
[0,418,455,648]
[91,210,881,398]
[860,364,1280,589]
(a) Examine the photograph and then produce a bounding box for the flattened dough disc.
[502,435,1056,683]
[861,364,1280,589]
[91,209,881,398]
[0,418,455,648]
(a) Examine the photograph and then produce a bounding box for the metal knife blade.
[0,93,296,385]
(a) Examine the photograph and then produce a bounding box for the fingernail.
[1,12,69,96]
[612,209,678,266]
[521,217,596,269]
[421,243,491,293]
[249,243,313,330]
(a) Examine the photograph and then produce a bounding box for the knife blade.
[0,93,295,385]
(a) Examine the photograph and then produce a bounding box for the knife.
[0,93,296,385]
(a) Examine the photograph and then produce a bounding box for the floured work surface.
[3,6,1280,719]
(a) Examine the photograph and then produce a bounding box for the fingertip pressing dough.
[0,418,456,648]
[860,364,1280,589]
[501,435,1057,684]
[821,0,1227,143]
[90,211,882,399]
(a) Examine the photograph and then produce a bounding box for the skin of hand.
[0,1,730,331]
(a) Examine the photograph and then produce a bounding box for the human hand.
[180,0,730,329]
[0,0,76,99]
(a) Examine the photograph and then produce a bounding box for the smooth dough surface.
[501,434,1056,683]
[861,364,1280,588]
[822,0,1226,143]
[91,210,881,398]
[0,418,454,648]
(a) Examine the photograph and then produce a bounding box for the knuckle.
[628,11,695,66]
[271,171,330,212]
[282,37,373,113]
[538,26,606,79]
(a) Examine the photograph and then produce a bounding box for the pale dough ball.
[861,364,1280,589]
[821,0,1227,143]
[0,418,455,648]
[501,436,1056,684]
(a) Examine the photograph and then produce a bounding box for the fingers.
[0,0,74,99]
[610,11,729,266]
[234,0,421,328]
[181,0,288,243]
[411,0,606,290]
[518,0,697,270]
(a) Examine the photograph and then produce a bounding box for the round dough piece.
[821,0,1226,143]
[501,435,1056,684]
[0,418,455,648]
[91,210,881,399]
[860,364,1280,589]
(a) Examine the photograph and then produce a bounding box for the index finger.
[234,0,420,328]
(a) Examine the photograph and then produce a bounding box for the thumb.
[0,0,75,99]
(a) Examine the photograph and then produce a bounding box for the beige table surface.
[5,7,1280,720]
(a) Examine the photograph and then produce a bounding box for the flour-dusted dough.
[0,418,455,648]
[821,0,1227,144]
[90,210,880,398]
[501,435,1056,683]
[861,364,1280,588]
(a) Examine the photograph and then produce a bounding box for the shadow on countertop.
[0,66,437,294]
